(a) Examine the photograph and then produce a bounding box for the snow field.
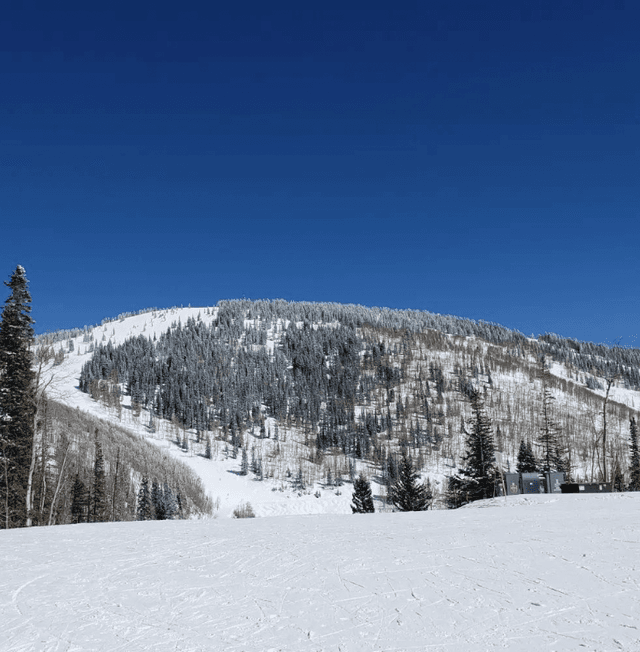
[2,493,640,652]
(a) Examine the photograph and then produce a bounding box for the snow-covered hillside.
[39,307,367,518]
[37,304,640,519]
[3,493,640,651]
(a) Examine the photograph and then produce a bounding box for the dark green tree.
[629,417,640,491]
[151,479,163,519]
[71,475,89,524]
[516,440,537,473]
[91,437,107,522]
[388,454,431,512]
[612,459,624,492]
[457,387,497,503]
[0,266,36,529]
[351,473,375,513]
[136,476,153,521]
[537,359,564,473]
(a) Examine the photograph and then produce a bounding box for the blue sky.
[1,1,639,346]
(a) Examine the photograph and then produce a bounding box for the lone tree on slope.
[388,454,432,512]
[0,266,36,529]
[351,473,375,513]
[537,358,565,474]
[455,386,497,504]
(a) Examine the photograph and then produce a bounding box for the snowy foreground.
[3,494,640,652]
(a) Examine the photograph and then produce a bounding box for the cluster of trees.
[354,375,640,513]
[48,297,640,391]
[136,476,181,521]
[0,266,212,529]
[351,454,434,514]
[79,311,393,458]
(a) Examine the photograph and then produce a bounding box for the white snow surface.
[3,493,640,651]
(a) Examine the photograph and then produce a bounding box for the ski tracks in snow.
[1,495,640,651]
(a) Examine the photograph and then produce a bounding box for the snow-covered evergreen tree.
[351,473,375,513]
[455,387,497,504]
[162,482,178,519]
[388,454,431,512]
[537,359,564,473]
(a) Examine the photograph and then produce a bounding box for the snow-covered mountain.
[36,301,640,520]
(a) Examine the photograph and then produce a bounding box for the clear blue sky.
[1,1,638,346]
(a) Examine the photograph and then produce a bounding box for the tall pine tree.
[351,473,375,513]
[537,358,564,473]
[71,474,89,524]
[92,437,107,522]
[516,440,537,473]
[162,482,178,520]
[388,454,431,512]
[136,476,153,521]
[0,266,36,528]
[455,387,497,504]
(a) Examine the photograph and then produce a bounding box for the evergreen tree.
[516,440,537,473]
[162,482,178,519]
[629,417,640,491]
[293,466,305,491]
[151,479,163,519]
[71,475,89,524]
[612,460,624,492]
[444,475,467,509]
[388,454,431,512]
[0,266,36,528]
[136,476,153,520]
[537,359,563,473]
[351,473,375,513]
[456,387,497,503]
[91,437,107,522]
[240,448,248,475]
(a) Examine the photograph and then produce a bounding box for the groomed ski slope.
[3,493,640,652]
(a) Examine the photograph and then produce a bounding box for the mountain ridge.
[34,300,640,521]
